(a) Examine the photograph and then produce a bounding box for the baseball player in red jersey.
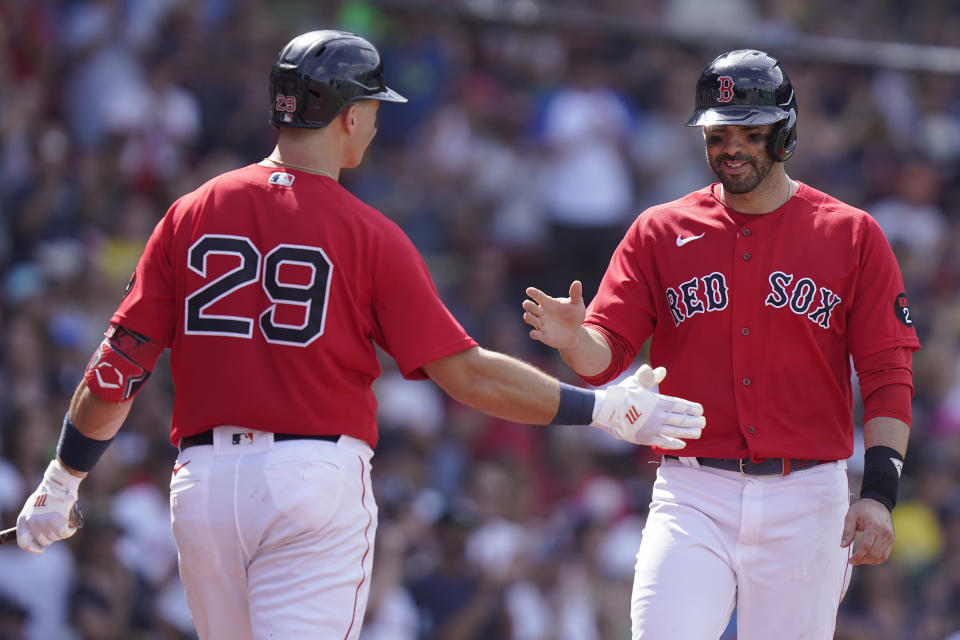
[523,49,920,639]
[13,31,706,640]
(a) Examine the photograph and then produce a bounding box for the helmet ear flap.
[767,107,797,162]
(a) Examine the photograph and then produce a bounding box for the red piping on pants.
[344,455,373,640]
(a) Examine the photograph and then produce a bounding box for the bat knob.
[70,502,85,529]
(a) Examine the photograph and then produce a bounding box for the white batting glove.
[17,459,82,553]
[591,365,705,449]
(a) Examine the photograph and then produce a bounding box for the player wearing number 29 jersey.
[112,164,476,448]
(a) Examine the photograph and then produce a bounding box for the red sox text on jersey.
[665,270,842,329]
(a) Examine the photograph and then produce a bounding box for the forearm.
[69,382,133,440]
[862,416,909,456]
[59,382,134,477]
[558,326,613,377]
[424,347,564,424]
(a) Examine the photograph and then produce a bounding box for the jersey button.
[742,377,751,386]
[742,228,752,237]
[741,327,750,336]
[742,252,752,261]
[747,425,756,434]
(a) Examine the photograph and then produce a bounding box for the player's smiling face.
[704,124,775,194]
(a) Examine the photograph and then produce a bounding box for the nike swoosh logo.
[173,461,191,476]
[676,232,705,247]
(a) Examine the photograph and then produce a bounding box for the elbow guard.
[84,325,164,402]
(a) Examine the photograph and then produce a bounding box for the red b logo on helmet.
[717,76,734,103]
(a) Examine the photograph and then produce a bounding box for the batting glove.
[592,365,706,449]
[17,459,82,553]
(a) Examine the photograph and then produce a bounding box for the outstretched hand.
[523,281,586,350]
[592,364,706,449]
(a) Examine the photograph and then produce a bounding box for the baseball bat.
[0,502,85,546]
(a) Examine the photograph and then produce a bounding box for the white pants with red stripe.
[169,427,377,640]
[631,456,852,639]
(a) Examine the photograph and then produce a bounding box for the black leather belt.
[664,455,827,476]
[179,429,339,450]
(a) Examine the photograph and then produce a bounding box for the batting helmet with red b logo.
[685,49,798,162]
[269,30,407,129]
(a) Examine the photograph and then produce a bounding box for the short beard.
[710,151,774,194]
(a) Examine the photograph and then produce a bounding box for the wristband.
[56,414,114,473]
[553,383,596,425]
[860,445,903,511]
[45,458,83,495]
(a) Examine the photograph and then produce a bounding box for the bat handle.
[0,502,85,546]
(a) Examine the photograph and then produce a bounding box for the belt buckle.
[739,458,748,476]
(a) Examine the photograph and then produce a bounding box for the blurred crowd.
[1,1,959,639]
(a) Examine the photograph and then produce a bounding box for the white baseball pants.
[631,456,852,639]
[169,427,377,640]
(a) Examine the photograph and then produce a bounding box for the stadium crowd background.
[1,1,959,638]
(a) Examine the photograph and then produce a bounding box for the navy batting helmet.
[685,49,798,162]
[269,30,407,128]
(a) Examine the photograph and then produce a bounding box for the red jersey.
[113,165,476,447]
[585,182,920,460]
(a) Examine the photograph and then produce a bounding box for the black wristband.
[56,413,114,473]
[860,445,903,511]
[553,383,596,425]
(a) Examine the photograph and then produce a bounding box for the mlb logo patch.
[232,432,254,445]
[268,172,295,187]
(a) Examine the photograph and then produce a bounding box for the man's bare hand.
[523,281,586,350]
[841,498,895,565]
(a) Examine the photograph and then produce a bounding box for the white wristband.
[46,459,83,497]
[591,389,607,422]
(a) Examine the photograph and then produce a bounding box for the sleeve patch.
[894,293,913,327]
